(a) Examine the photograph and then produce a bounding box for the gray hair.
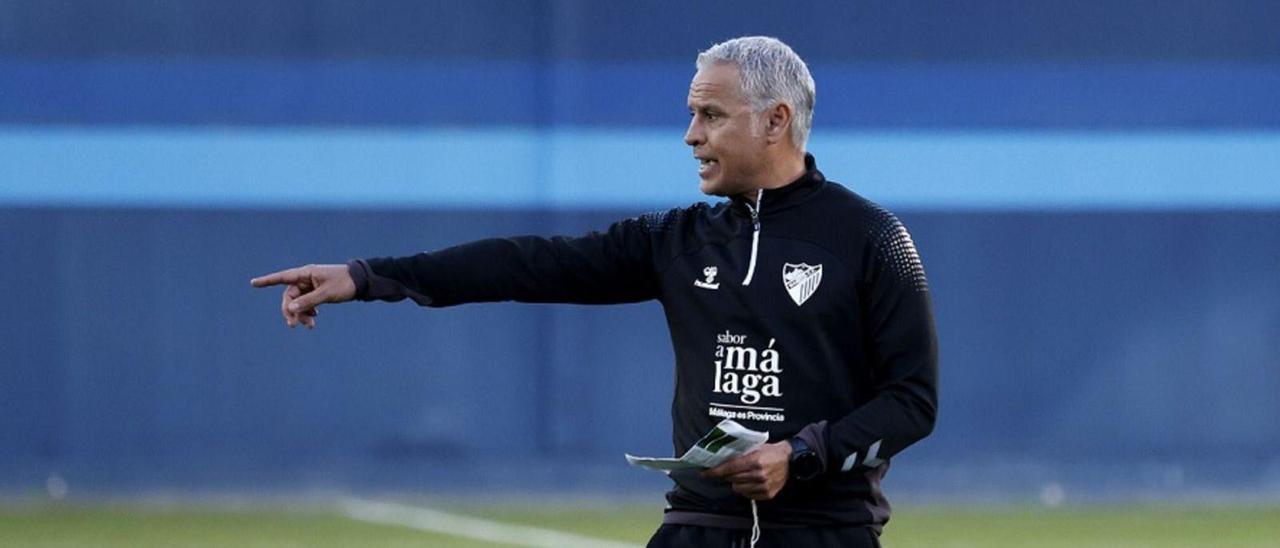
[696,36,816,149]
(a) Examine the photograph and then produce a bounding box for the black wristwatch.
[786,437,823,481]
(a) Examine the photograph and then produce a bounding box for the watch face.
[792,451,822,480]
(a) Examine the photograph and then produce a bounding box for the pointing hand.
[251,264,356,329]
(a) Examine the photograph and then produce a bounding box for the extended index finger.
[251,267,305,288]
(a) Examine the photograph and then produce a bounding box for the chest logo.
[783,263,823,306]
[694,266,720,290]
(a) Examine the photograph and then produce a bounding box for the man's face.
[685,63,769,198]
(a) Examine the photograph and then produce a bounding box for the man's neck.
[739,151,807,204]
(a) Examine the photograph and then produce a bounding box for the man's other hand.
[702,441,792,500]
[251,264,356,329]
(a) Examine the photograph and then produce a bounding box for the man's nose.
[684,119,703,147]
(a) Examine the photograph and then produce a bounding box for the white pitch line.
[341,498,645,548]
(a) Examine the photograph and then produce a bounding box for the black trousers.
[646,524,881,548]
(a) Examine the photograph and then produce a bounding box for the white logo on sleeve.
[782,263,822,306]
[694,266,720,290]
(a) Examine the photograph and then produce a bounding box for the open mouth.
[697,157,719,176]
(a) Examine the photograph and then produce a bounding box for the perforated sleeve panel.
[868,207,929,292]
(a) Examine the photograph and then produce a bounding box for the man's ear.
[764,102,793,144]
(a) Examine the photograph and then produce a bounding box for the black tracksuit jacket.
[349,154,938,531]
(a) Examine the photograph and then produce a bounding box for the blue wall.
[2,208,1278,496]
[2,1,1279,497]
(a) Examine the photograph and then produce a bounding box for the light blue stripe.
[0,127,548,208]
[2,127,1278,209]
[811,131,1280,210]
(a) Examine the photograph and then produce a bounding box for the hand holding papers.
[626,419,769,472]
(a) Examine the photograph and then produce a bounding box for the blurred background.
[2,1,1278,546]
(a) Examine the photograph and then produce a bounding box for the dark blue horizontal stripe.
[4,0,1278,62]
[0,58,544,126]
[0,0,545,60]
[4,59,1280,129]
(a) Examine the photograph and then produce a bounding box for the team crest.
[782,263,823,306]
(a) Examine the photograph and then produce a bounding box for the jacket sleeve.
[794,213,939,476]
[347,215,661,307]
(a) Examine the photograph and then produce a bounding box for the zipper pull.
[741,188,764,286]
[749,188,762,229]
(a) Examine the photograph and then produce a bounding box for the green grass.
[1,502,1277,547]
[882,505,1280,548]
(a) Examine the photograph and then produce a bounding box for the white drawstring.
[749,499,760,548]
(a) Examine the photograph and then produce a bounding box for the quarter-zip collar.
[730,153,826,219]
[730,154,825,287]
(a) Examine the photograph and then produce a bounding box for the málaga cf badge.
[782,263,823,306]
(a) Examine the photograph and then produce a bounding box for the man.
[253,36,936,548]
